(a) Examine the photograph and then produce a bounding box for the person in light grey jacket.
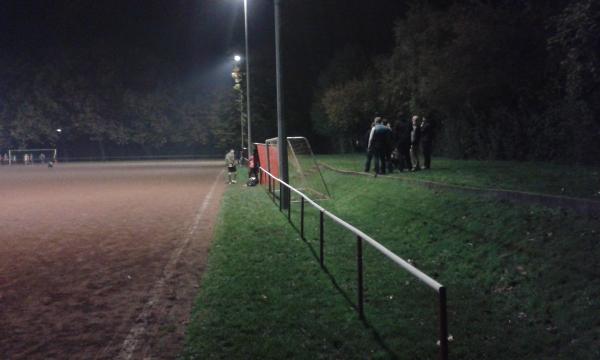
[225,149,237,184]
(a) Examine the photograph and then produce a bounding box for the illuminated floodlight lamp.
[234,55,242,62]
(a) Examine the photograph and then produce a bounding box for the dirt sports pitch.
[0,160,226,359]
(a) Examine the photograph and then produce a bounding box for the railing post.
[268,173,272,193]
[300,197,305,239]
[438,286,449,360]
[357,236,364,320]
[319,211,324,267]
[279,181,282,211]
[287,187,291,221]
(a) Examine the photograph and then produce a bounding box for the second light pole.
[243,0,252,158]
[233,55,244,159]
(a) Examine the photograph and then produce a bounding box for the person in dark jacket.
[393,118,412,171]
[409,115,421,171]
[368,117,391,175]
[420,117,433,169]
[383,118,395,173]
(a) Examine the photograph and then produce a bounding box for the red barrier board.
[255,143,279,185]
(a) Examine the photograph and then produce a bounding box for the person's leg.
[410,145,420,171]
[379,148,387,174]
[385,149,393,173]
[400,147,407,171]
[373,149,381,174]
[364,150,373,172]
[423,142,432,169]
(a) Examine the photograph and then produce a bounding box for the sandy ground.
[0,161,225,359]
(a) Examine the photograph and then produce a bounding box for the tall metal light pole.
[243,0,252,157]
[55,128,62,162]
[274,0,289,209]
[232,55,244,160]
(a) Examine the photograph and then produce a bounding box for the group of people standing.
[1,153,49,165]
[225,147,260,185]
[364,115,433,175]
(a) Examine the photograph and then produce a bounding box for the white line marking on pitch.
[116,170,224,360]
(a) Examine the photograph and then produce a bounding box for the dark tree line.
[313,0,600,164]
[0,49,277,158]
[0,0,279,159]
[1,0,598,164]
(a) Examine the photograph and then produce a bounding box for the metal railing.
[260,166,449,360]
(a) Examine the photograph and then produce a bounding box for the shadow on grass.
[283,209,400,359]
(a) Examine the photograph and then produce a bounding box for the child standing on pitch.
[225,149,237,184]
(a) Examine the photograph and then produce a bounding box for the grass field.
[317,154,600,200]
[184,166,600,359]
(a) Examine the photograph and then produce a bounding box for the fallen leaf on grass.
[546,325,558,333]
[493,285,513,294]
[436,334,454,346]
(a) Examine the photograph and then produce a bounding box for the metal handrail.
[259,166,449,360]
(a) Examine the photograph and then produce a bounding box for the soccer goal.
[264,137,330,200]
[8,149,57,165]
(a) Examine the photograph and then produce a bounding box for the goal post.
[264,137,330,200]
[8,148,57,165]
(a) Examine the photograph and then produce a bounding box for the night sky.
[0,0,405,95]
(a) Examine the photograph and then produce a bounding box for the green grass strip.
[182,184,398,359]
[184,169,600,359]
[318,154,600,200]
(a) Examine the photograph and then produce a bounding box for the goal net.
[7,149,57,165]
[264,137,330,200]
